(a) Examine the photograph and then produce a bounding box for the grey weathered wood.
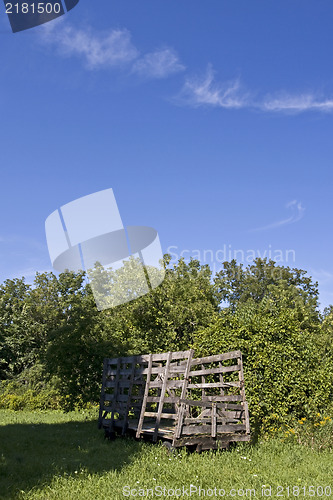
[237,355,250,434]
[187,381,240,389]
[108,357,121,432]
[136,354,153,438]
[99,348,250,448]
[191,351,241,364]
[189,364,240,377]
[181,424,247,435]
[122,356,137,435]
[153,351,172,441]
[174,349,194,441]
[211,403,217,438]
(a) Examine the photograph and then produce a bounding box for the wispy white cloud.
[177,65,249,109]
[177,65,333,114]
[41,22,184,80]
[41,22,139,70]
[132,48,185,79]
[250,200,305,232]
[261,93,333,113]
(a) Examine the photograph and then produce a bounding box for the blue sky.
[1,0,333,309]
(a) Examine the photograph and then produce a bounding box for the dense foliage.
[0,256,332,435]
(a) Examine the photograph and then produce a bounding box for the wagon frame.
[98,349,250,451]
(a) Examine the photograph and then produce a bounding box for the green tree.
[195,261,330,436]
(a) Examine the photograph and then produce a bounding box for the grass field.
[0,410,332,499]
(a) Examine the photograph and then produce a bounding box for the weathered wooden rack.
[98,349,250,451]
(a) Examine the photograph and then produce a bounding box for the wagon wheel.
[104,429,116,440]
[162,441,175,454]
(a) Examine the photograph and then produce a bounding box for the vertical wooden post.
[98,358,108,428]
[109,357,121,433]
[174,349,194,442]
[122,356,136,435]
[238,354,250,434]
[153,351,172,442]
[211,402,217,438]
[218,361,225,396]
[136,354,153,438]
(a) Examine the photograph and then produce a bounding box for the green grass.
[0,410,332,499]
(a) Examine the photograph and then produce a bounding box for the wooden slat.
[187,381,240,389]
[144,412,177,419]
[153,351,172,441]
[211,403,217,438]
[147,396,180,403]
[181,395,243,404]
[219,361,225,397]
[181,424,246,435]
[103,393,129,402]
[191,351,241,365]
[122,357,137,434]
[136,354,153,438]
[184,415,242,424]
[105,379,144,388]
[189,364,240,377]
[237,355,251,434]
[108,357,121,432]
[98,358,108,426]
[174,349,194,440]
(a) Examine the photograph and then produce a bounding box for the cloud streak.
[261,93,333,113]
[178,66,333,114]
[40,24,333,113]
[250,200,305,232]
[41,23,138,69]
[41,22,184,79]
[177,65,248,109]
[132,48,185,79]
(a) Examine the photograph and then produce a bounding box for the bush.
[193,299,333,437]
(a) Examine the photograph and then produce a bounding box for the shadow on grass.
[0,417,143,499]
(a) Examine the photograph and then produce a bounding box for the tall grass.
[0,410,332,499]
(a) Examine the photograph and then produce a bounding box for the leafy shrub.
[193,298,333,437]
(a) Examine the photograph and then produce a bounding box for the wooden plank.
[108,357,121,433]
[122,356,137,435]
[147,396,181,403]
[153,351,172,441]
[104,393,129,402]
[180,395,243,404]
[189,365,240,377]
[184,408,242,422]
[105,379,144,388]
[174,349,194,440]
[136,354,153,438]
[173,433,251,448]
[181,424,247,435]
[144,412,177,419]
[211,403,217,438]
[187,381,240,389]
[149,379,186,388]
[184,415,242,424]
[237,355,251,434]
[191,351,241,365]
[219,361,225,397]
[132,350,191,362]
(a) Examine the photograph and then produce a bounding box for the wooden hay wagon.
[98,349,250,451]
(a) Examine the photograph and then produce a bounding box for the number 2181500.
[5,3,62,14]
